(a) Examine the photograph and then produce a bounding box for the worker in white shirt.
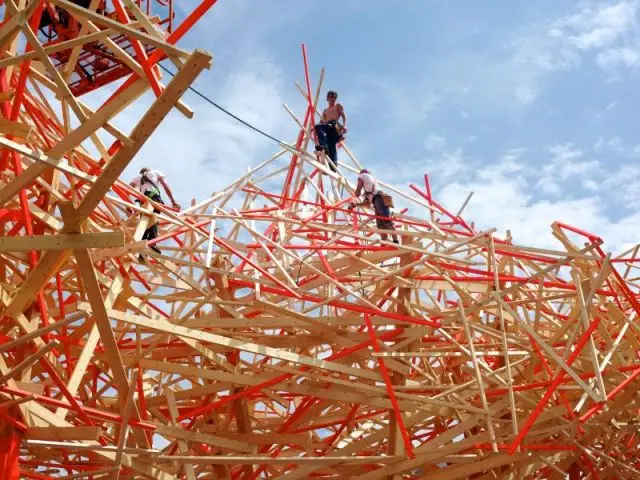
[350,169,399,244]
[129,167,180,254]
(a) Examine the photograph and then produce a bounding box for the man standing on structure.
[314,90,347,172]
[350,169,399,244]
[130,167,180,254]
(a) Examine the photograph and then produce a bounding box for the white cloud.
[441,180,603,247]
[376,145,475,193]
[596,46,640,69]
[107,54,297,204]
[380,144,636,254]
[508,1,640,101]
[339,2,640,121]
[535,176,562,196]
[515,84,537,105]
[409,2,640,113]
[423,133,446,151]
[422,148,471,184]
[535,144,600,196]
[543,1,640,59]
[184,0,316,54]
[596,101,618,117]
[434,156,639,252]
[387,85,440,127]
[594,136,625,153]
[598,163,640,209]
[513,27,580,74]
[563,2,638,50]
[354,75,441,131]
[547,143,583,162]
[594,136,640,157]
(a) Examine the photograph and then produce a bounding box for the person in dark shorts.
[130,167,180,254]
[314,90,347,172]
[350,169,399,244]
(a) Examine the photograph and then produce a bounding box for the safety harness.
[140,173,162,198]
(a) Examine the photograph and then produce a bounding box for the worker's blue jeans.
[315,121,339,171]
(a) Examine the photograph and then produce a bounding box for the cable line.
[158,63,298,151]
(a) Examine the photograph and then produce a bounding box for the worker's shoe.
[149,245,162,255]
[315,145,325,152]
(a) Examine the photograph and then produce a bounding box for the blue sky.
[120,0,640,251]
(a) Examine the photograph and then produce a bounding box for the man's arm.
[349,178,364,209]
[354,177,363,198]
[158,177,180,209]
[338,104,347,129]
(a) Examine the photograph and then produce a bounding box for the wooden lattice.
[1,2,640,479]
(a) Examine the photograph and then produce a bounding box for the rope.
[158,63,299,152]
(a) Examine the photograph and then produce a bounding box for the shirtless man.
[314,90,347,172]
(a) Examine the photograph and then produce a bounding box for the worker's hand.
[172,202,181,210]
[342,126,348,134]
[347,202,355,210]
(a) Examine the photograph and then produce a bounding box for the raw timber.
[1,3,640,480]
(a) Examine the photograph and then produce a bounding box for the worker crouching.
[129,167,180,255]
[350,169,399,244]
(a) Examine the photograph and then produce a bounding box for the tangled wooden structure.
[2,1,640,479]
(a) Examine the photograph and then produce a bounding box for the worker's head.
[327,90,338,103]
[360,168,370,175]
[140,167,150,175]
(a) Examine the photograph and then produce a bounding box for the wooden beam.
[74,49,212,221]
[0,232,124,252]
[0,136,97,183]
[155,456,400,465]
[0,118,33,140]
[25,427,102,441]
[100,310,383,382]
